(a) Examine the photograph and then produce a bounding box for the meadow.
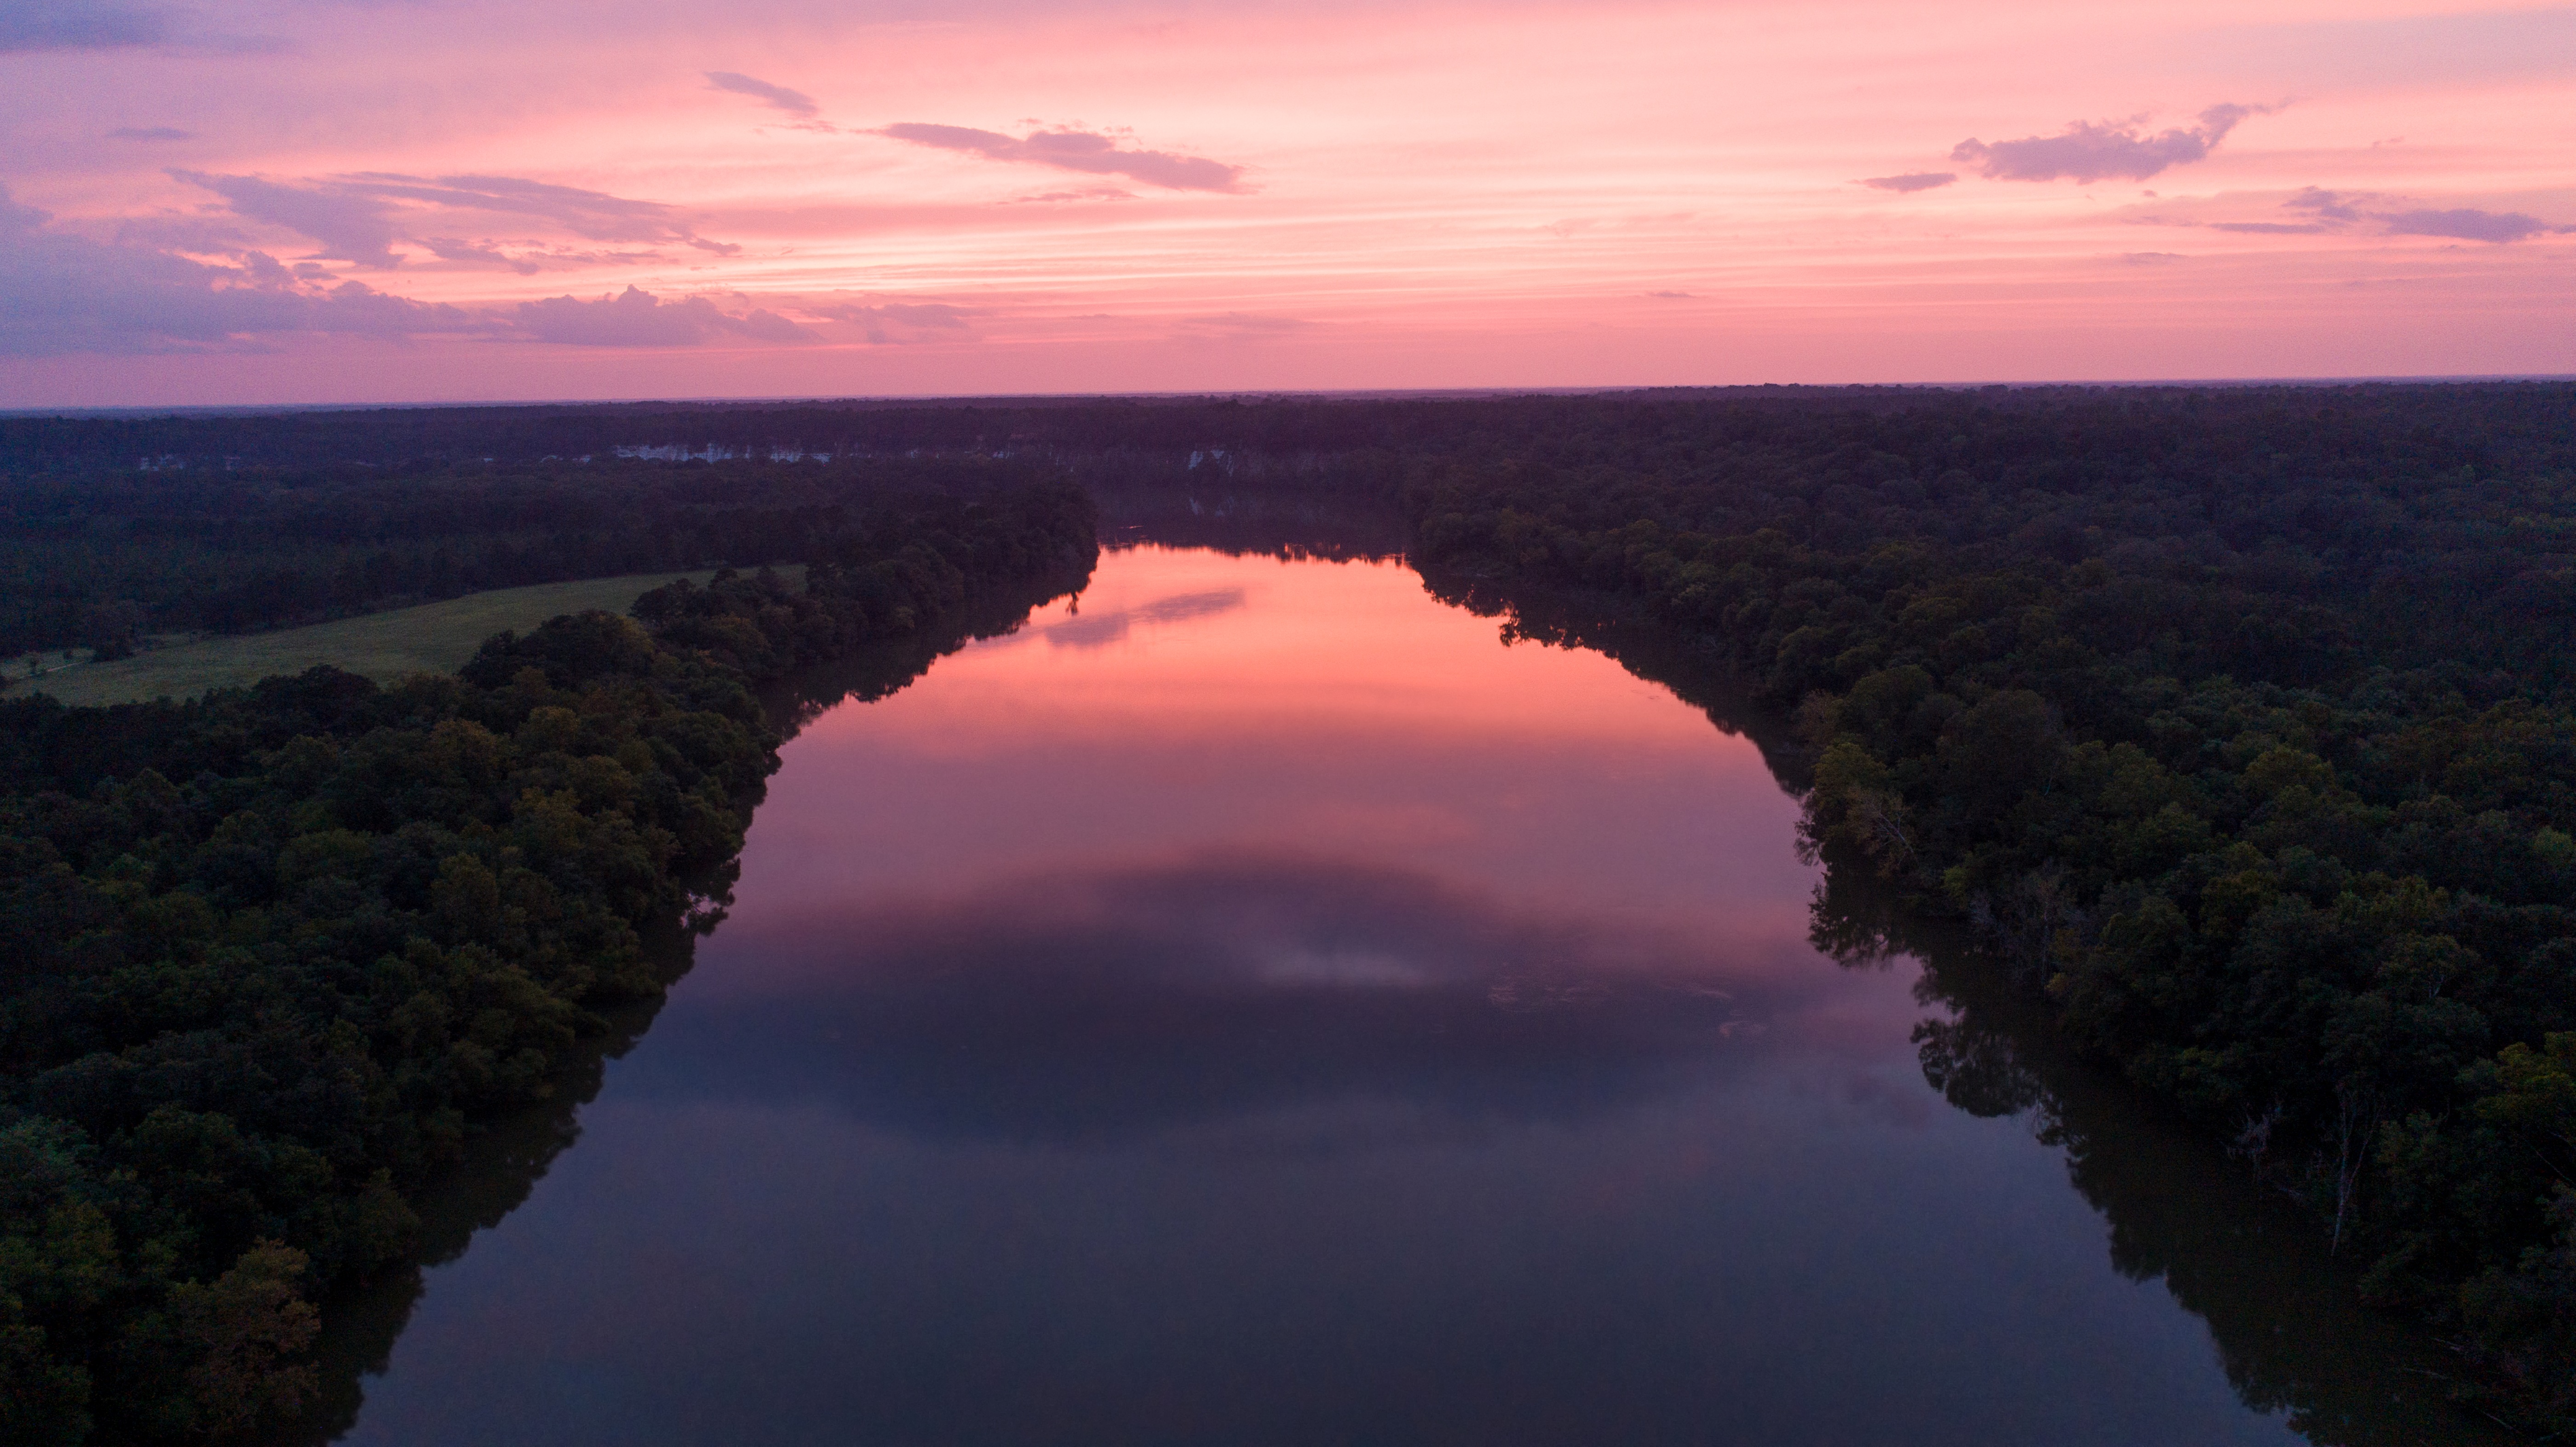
[12,570,799,706]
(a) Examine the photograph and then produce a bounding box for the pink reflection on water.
[702,544,1922,1055]
[737,546,1810,913]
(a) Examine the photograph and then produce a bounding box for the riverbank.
[0,482,1096,1445]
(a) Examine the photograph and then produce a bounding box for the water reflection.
[619,851,1830,1142]
[1817,869,2504,1447]
[1038,587,1248,649]
[1470,580,2510,1447]
[312,526,2510,1447]
[295,566,1089,1445]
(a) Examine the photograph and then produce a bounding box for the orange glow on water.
[731,546,1819,958]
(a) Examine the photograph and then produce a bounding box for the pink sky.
[2,0,2570,403]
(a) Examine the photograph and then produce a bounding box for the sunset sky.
[2,0,2570,404]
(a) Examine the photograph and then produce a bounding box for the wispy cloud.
[1174,312,1307,339]
[514,286,814,346]
[1010,187,1136,205]
[2285,186,2360,223]
[1861,172,1954,193]
[344,173,736,251]
[2379,207,2562,243]
[705,70,817,118]
[0,184,468,355]
[172,170,402,267]
[880,123,1243,192]
[704,71,836,131]
[806,299,976,343]
[2139,185,2566,245]
[420,237,542,274]
[1952,103,2275,184]
[172,170,741,269]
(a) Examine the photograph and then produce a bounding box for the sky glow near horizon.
[1,0,2570,404]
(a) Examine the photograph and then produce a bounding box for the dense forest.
[6,381,2576,1432]
[0,479,1097,1443]
[1391,384,2576,1425]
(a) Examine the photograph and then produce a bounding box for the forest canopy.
[0,477,1097,1444]
[1387,382,2576,1425]
[6,380,2576,1430]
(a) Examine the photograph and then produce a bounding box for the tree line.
[0,480,1098,1444]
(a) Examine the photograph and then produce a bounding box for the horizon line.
[8,373,2576,420]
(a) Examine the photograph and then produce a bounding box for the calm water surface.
[328,545,2498,1446]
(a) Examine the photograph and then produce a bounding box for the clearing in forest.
[14,570,800,706]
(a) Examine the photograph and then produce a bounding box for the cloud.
[2168,188,2563,244]
[112,215,250,252]
[0,0,279,54]
[2284,186,2360,223]
[2378,207,2562,243]
[344,172,735,250]
[705,70,822,121]
[1951,103,2275,184]
[2120,253,2186,264]
[1645,290,1695,299]
[1174,312,1308,339]
[0,0,168,51]
[1010,187,1136,204]
[807,299,976,344]
[623,853,1808,1141]
[0,184,467,355]
[1041,587,1246,648]
[1862,172,1955,194]
[108,126,193,142]
[171,170,741,266]
[419,237,542,274]
[171,170,402,267]
[513,285,816,346]
[880,123,1243,192]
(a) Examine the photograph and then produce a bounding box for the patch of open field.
[13,569,801,707]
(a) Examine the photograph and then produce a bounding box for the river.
[315,539,2508,1446]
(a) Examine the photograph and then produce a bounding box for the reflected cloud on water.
[640,851,1853,1143]
[1037,586,1251,649]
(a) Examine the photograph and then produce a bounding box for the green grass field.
[12,569,801,707]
